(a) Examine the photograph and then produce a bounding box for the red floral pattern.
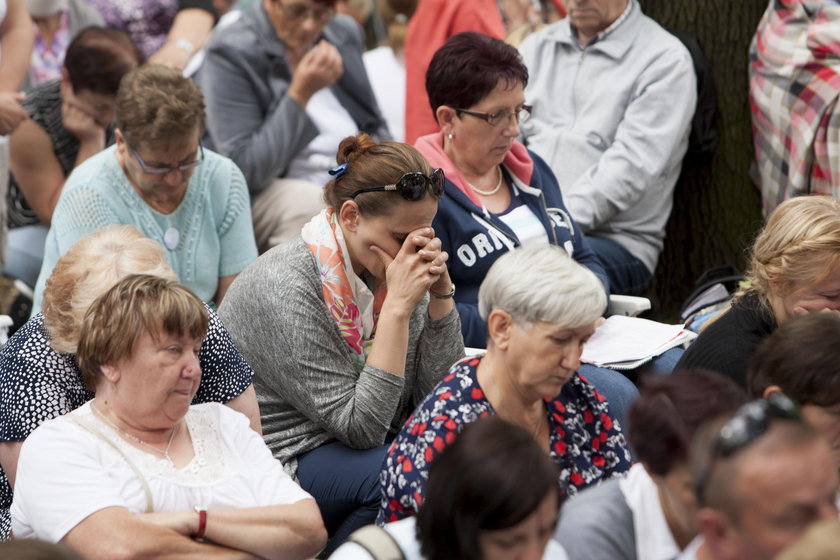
[376,356,632,524]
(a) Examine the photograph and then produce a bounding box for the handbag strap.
[346,525,406,560]
[70,412,155,513]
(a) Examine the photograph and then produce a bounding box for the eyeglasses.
[131,143,204,175]
[694,393,801,502]
[454,104,533,128]
[274,0,334,24]
[350,169,445,201]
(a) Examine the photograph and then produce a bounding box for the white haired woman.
[11,275,326,558]
[378,245,632,523]
[0,225,259,541]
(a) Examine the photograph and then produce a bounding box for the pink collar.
[414,133,535,207]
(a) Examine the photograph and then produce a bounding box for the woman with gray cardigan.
[219,133,464,554]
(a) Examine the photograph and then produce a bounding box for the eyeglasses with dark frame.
[273,0,334,24]
[694,392,801,503]
[454,104,533,128]
[131,143,204,176]
[350,169,445,201]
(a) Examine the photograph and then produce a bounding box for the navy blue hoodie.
[416,134,609,348]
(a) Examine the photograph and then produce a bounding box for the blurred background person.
[682,394,838,560]
[556,369,746,560]
[197,0,387,252]
[21,0,103,90]
[362,0,418,142]
[6,27,143,291]
[332,416,567,560]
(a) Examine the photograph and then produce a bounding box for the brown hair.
[378,0,418,54]
[43,226,177,355]
[739,196,840,310]
[324,132,436,217]
[65,27,144,96]
[76,275,208,391]
[748,312,840,407]
[115,64,205,150]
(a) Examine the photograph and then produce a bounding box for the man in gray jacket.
[197,0,387,252]
[519,0,696,295]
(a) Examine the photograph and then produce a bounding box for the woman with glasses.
[219,132,464,553]
[31,64,258,312]
[414,32,607,350]
[197,0,388,252]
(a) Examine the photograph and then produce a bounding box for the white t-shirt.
[363,45,405,143]
[286,87,359,186]
[11,402,312,542]
[330,516,569,560]
[619,463,682,560]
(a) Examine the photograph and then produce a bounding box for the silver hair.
[478,246,606,329]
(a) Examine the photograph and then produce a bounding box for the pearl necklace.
[92,402,179,464]
[467,166,503,197]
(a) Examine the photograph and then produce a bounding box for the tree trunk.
[640,0,768,320]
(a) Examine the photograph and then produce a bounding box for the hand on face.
[62,98,107,144]
[371,226,449,310]
[0,91,27,135]
[288,40,343,104]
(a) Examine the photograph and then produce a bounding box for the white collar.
[619,463,682,560]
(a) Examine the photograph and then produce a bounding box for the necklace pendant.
[164,227,180,250]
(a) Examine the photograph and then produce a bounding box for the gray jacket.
[218,237,464,475]
[196,4,388,195]
[519,0,696,273]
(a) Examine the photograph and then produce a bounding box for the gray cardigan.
[196,3,388,195]
[219,237,464,475]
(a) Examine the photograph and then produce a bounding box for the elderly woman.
[197,0,387,251]
[555,370,746,560]
[332,417,568,560]
[378,245,631,523]
[31,63,257,312]
[220,133,463,551]
[0,225,259,541]
[11,275,327,558]
[676,196,840,387]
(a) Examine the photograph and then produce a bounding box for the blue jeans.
[579,347,684,432]
[585,235,652,296]
[296,440,390,555]
[3,225,47,289]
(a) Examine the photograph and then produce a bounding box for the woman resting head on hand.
[11,275,326,559]
[219,132,464,553]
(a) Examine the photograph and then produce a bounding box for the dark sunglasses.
[694,392,800,502]
[350,168,445,201]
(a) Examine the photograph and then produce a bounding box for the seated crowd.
[0,1,837,560]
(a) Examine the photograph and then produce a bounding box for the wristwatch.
[431,283,456,299]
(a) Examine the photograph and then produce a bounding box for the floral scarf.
[301,209,387,372]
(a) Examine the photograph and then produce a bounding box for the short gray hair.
[478,246,606,328]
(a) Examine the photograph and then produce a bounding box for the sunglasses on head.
[350,169,445,201]
[694,392,800,502]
